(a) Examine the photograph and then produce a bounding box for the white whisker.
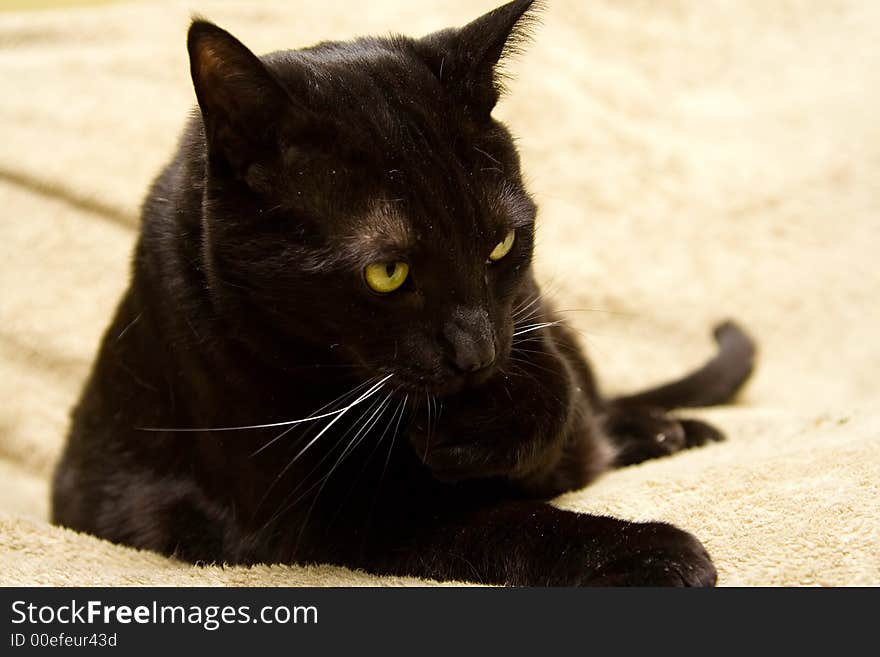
[513,321,561,338]
[286,389,397,551]
[249,378,377,457]
[512,294,542,320]
[252,379,393,528]
[279,376,392,471]
[137,374,393,433]
[260,392,385,520]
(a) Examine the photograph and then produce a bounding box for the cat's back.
[50,114,209,537]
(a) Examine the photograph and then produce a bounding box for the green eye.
[489,229,516,261]
[364,261,409,294]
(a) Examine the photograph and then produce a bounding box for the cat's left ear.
[416,0,540,119]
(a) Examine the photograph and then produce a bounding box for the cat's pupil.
[385,263,396,277]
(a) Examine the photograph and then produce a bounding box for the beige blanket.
[1,0,878,586]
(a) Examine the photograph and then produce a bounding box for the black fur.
[51,0,755,586]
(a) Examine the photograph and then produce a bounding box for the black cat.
[52,0,755,586]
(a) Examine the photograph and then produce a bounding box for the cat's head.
[189,0,541,395]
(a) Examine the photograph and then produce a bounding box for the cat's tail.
[611,320,756,411]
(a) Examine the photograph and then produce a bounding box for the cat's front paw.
[409,415,528,481]
[414,439,510,481]
[579,522,717,587]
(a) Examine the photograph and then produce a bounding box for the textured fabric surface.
[1,0,878,586]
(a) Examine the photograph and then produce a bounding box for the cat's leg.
[368,499,716,586]
[600,403,724,466]
[54,457,228,564]
[546,320,747,467]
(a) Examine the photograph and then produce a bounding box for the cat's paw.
[410,419,530,481]
[415,440,509,481]
[678,418,724,448]
[581,523,717,587]
[603,406,725,466]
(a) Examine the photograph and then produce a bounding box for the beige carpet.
[1,0,878,586]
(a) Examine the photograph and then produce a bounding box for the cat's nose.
[443,307,496,373]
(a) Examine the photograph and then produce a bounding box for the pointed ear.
[187,20,295,178]
[416,0,540,119]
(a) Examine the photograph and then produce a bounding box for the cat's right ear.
[187,20,295,179]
